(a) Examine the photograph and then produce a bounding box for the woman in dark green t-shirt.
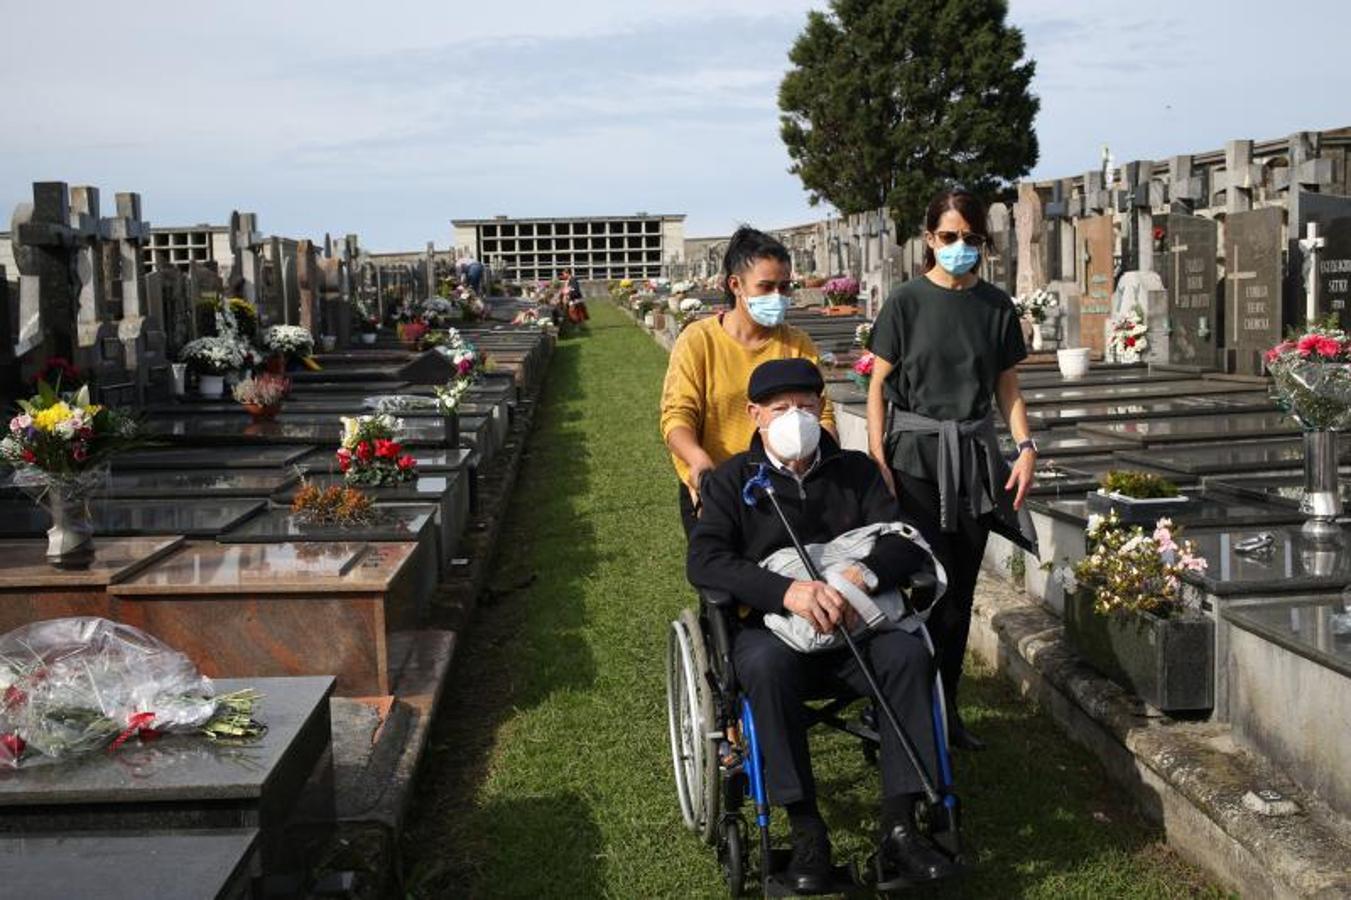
[866,188,1037,751]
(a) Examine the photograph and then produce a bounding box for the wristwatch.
[1016,438,1039,456]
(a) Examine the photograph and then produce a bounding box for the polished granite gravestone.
[1077,411,1297,445]
[111,445,315,471]
[141,417,450,449]
[1221,596,1351,818]
[1202,471,1351,510]
[285,381,412,396]
[0,537,184,633]
[0,676,333,876]
[275,471,468,562]
[97,470,297,499]
[2,828,258,900]
[298,445,479,512]
[1113,439,1346,476]
[1019,378,1254,406]
[1181,525,1351,597]
[108,543,419,695]
[1027,392,1273,427]
[1029,455,1197,498]
[0,498,262,539]
[998,429,1136,457]
[1015,368,1184,389]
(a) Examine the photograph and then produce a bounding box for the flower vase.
[43,487,95,570]
[170,363,188,397]
[198,373,225,398]
[1031,322,1044,352]
[1300,430,1343,541]
[360,332,377,345]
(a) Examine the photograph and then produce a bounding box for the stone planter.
[198,373,225,398]
[1085,491,1194,526]
[42,485,96,570]
[1064,588,1213,713]
[1057,347,1090,379]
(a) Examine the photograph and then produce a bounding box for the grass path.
[401,300,1225,898]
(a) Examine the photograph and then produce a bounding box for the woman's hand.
[874,459,898,498]
[1004,450,1036,510]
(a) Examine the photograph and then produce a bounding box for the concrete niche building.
[452,213,685,282]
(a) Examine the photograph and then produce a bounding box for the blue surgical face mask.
[745,292,789,327]
[935,241,980,276]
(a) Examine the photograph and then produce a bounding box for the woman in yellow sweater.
[660,226,835,535]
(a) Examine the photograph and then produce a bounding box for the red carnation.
[355,441,373,462]
[1152,226,1165,241]
[338,457,351,473]
[374,438,399,459]
[396,455,416,471]
[0,733,25,761]
[1124,336,1136,347]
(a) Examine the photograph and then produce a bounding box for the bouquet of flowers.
[337,414,417,485]
[291,476,376,527]
[401,320,431,345]
[433,330,484,379]
[671,279,697,296]
[260,325,316,366]
[179,335,247,375]
[232,374,290,417]
[419,296,457,328]
[1013,288,1058,324]
[28,356,84,390]
[0,617,264,768]
[455,287,487,321]
[2,381,136,481]
[1061,512,1207,618]
[1265,322,1351,430]
[433,378,472,414]
[823,275,860,306]
[1107,307,1148,363]
[511,308,553,329]
[854,322,873,347]
[848,351,875,390]
[679,297,703,313]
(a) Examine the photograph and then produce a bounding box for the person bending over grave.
[661,227,835,537]
[865,188,1038,753]
[687,358,958,892]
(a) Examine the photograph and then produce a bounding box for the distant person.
[661,226,835,537]
[865,187,1037,751]
[464,257,484,294]
[564,270,588,324]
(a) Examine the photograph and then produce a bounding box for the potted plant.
[1014,288,1060,351]
[1086,470,1192,525]
[804,274,827,289]
[1059,511,1212,713]
[179,335,246,397]
[0,381,139,568]
[1266,320,1351,539]
[232,373,290,422]
[822,275,860,307]
[260,324,319,373]
[1057,347,1091,379]
[290,476,377,528]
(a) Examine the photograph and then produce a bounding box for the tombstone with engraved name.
[106,192,158,398]
[1076,215,1115,356]
[1288,191,1351,331]
[1156,213,1219,366]
[1225,206,1284,375]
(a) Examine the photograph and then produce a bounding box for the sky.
[0,0,1347,251]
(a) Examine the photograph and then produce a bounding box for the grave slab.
[112,445,315,471]
[1183,526,1351,597]
[1114,439,1339,476]
[1020,378,1251,406]
[1,829,259,900]
[109,543,420,695]
[1077,411,1296,445]
[99,471,296,499]
[1027,393,1271,427]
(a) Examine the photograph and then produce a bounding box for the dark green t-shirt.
[868,276,1027,482]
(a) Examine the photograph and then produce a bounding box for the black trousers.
[678,480,699,539]
[733,625,940,805]
[892,471,990,716]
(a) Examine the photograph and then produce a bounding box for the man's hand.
[1004,449,1037,510]
[783,580,849,634]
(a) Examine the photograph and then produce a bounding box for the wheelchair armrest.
[698,589,739,695]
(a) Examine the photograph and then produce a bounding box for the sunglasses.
[931,230,988,248]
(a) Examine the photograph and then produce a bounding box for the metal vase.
[1300,430,1343,542]
[44,486,96,569]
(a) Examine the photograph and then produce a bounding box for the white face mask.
[764,407,821,462]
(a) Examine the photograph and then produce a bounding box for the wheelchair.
[665,578,963,897]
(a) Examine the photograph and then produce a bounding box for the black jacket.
[687,432,932,616]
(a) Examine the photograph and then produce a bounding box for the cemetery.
[0,7,1348,889]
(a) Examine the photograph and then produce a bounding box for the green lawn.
[401,301,1226,898]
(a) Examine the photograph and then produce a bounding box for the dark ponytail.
[721,225,791,306]
[921,188,988,272]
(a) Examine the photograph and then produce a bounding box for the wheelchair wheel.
[666,608,719,844]
[717,816,747,897]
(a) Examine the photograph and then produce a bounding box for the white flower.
[340,416,359,445]
[1085,513,1105,537]
[261,325,314,356]
[679,297,703,313]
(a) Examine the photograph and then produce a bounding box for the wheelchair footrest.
[763,849,862,897]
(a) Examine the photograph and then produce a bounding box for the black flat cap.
[747,358,825,403]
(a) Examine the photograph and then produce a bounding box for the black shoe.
[949,722,986,752]
[876,821,960,886]
[785,819,833,894]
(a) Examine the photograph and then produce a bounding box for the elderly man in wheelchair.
[670,358,963,896]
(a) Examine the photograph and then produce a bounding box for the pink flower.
[852,352,875,376]
[71,443,88,462]
[1294,334,1341,358]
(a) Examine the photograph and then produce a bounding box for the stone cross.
[425,241,435,299]
[1226,244,1258,346]
[12,182,80,362]
[1120,160,1155,273]
[1220,140,1259,212]
[67,186,107,355]
[1168,155,1205,212]
[1013,182,1045,297]
[1299,221,1326,325]
[228,211,264,304]
[105,192,155,386]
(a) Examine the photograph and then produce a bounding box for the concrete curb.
[969,578,1351,899]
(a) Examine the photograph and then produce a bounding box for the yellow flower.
[32,402,73,432]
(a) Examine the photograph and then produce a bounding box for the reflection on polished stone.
[1186,525,1351,596]
[1043,493,1301,530]
[274,472,451,501]
[1022,378,1256,405]
[100,471,294,498]
[1204,472,1351,510]
[113,445,315,470]
[1225,600,1351,677]
[1117,439,1342,476]
[1028,393,1271,425]
[113,541,417,594]
[1080,411,1296,444]
[219,505,435,543]
[0,499,264,539]
[0,537,183,587]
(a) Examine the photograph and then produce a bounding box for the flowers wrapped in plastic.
[1265,322,1351,430]
[0,618,264,768]
[337,414,417,485]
